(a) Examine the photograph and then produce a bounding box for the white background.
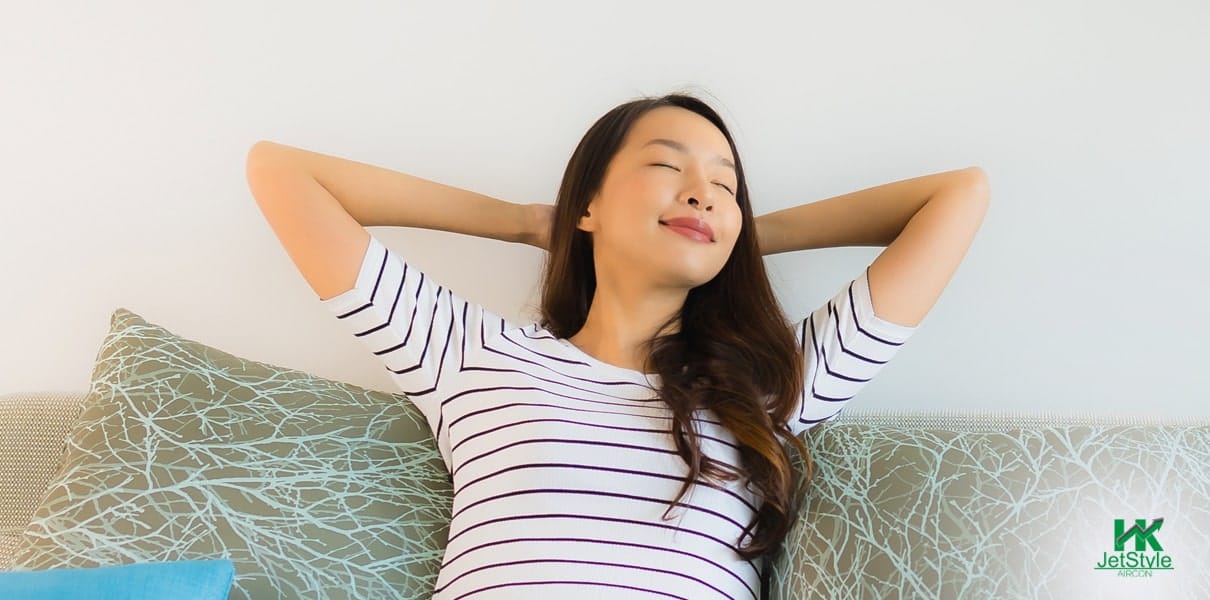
[2,1,1206,417]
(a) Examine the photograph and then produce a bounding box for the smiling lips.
[659,218,714,243]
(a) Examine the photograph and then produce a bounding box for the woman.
[245,92,989,599]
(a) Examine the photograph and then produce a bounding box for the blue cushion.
[0,559,234,600]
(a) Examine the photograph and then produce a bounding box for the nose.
[680,163,718,211]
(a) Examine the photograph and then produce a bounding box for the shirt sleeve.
[787,265,918,436]
[316,232,512,458]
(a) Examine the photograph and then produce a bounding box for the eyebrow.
[641,138,736,172]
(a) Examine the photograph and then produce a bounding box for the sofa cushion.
[7,307,453,600]
[0,558,234,600]
[769,413,1210,599]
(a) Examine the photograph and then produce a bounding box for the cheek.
[624,174,664,198]
[614,179,667,213]
[724,207,744,237]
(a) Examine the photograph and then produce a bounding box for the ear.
[576,198,597,233]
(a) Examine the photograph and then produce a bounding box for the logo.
[1093,517,1174,577]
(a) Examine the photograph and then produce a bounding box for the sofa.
[2,307,1207,599]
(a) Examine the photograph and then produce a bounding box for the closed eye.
[650,163,735,196]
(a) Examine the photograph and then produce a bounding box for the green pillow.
[768,418,1210,599]
[9,308,452,600]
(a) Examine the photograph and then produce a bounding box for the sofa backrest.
[4,392,1207,598]
[0,391,86,568]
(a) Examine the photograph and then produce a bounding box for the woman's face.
[578,106,743,290]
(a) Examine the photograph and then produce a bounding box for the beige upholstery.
[0,391,86,569]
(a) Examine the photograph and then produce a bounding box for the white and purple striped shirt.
[319,233,916,599]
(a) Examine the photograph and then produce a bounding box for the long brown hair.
[535,92,815,562]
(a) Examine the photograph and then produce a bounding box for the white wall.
[3,1,1206,417]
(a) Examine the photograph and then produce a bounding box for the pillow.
[8,308,453,600]
[0,559,234,600]
[767,417,1210,599]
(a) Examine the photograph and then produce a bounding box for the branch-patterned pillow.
[8,308,452,600]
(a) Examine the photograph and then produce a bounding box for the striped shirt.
[319,233,916,599]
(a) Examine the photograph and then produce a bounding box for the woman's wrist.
[510,202,534,245]
[512,202,553,250]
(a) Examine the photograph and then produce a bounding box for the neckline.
[555,337,661,382]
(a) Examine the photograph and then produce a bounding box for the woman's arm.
[245,141,530,300]
[248,141,528,241]
[754,166,990,328]
[754,167,981,255]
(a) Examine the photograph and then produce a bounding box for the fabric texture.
[769,414,1210,599]
[0,558,234,600]
[0,392,86,569]
[318,232,917,598]
[7,308,453,600]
